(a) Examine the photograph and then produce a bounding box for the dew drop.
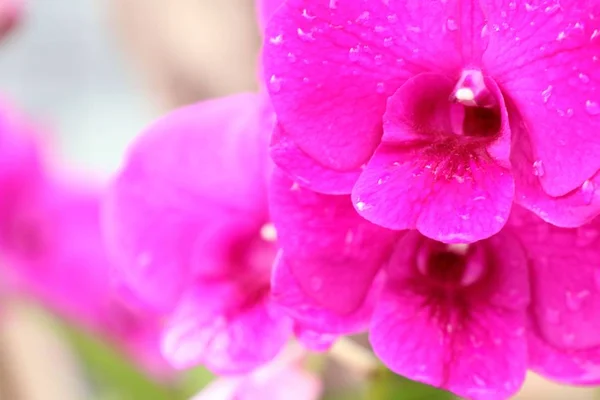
[269,75,282,92]
[592,29,600,41]
[585,100,600,115]
[302,9,316,20]
[297,28,315,42]
[565,290,590,311]
[329,0,337,8]
[480,24,489,39]
[387,14,398,23]
[344,230,354,244]
[374,54,384,65]
[376,82,385,94]
[532,160,545,176]
[541,85,553,103]
[348,46,360,62]
[446,18,458,31]
[383,37,394,47]
[582,180,596,205]
[544,4,560,14]
[356,201,366,211]
[356,11,370,23]
[579,72,591,83]
[287,52,297,63]
[269,34,283,45]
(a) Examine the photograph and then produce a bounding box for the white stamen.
[455,87,475,103]
[447,243,469,255]
[260,223,278,242]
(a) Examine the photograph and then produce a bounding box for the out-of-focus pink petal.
[0,177,171,377]
[511,115,600,227]
[270,168,399,313]
[103,93,271,312]
[193,344,321,400]
[263,0,483,170]
[483,0,600,196]
[271,254,376,335]
[509,208,600,350]
[528,321,600,385]
[0,0,22,40]
[270,125,361,194]
[161,282,292,374]
[371,231,529,399]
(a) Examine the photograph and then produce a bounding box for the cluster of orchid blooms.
[2,0,600,399]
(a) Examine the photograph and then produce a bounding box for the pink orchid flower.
[264,0,600,243]
[0,101,171,378]
[270,169,600,399]
[192,343,321,400]
[103,94,296,374]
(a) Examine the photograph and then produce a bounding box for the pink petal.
[161,282,292,374]
[370,231,529,399]
[263,0,481,170]
[511,115,600,227]
[483,1,600,196]
[103,93,271,312]
[528,322,600,385]
[271,254,376,335]
[509,208,600,350]
[194,346,321,400]
[270,124,361,194]
[353,143,513,243]
[270,168,399,313]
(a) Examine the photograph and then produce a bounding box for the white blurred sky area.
[0,0,154,178]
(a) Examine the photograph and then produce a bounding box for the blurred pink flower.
[0,101,171,378]
[264,0,600,243]
[0,0,22,40]
[103,94,295,374]
[271,170,600,398]
[192,344,321,400]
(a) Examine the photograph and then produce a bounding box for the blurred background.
[0,1,597,399]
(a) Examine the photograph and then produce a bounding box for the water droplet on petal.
[269,34,283,45]
[446,18,458,31]
[387,14,398,23]
[383,37,394,47]
[565,290,590,311]
[329,0,337,9]
[541,85,553,103]
[297,28,315,42]
[533,160,545,176]
[579,72,591,83]
[592,29,600,42]
[376,82,385,93]
[480,24,489,39]
[348,46,360,62]
[269,75,282,92]
[585,100,600,115]
[582,180,596,205]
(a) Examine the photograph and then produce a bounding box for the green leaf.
[368,368,456,400]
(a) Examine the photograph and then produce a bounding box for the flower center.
[416,239,485,289]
